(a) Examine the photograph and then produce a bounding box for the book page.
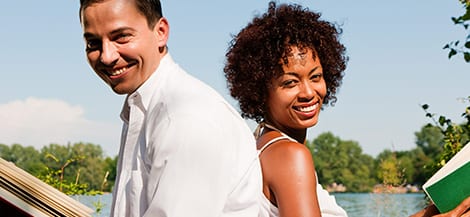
[0,158,94,216]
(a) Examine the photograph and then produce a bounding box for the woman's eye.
[282,80,297,87]
[311,73,323,81]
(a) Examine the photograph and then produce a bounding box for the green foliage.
[376,150,405,187]
[0,142,116,195]
[1,142,114,214]
[103,156,118,190]
[93,197,104,214]
[412,124,445,182]
[309,132,376,192]
[421,101,470,175]
[414,124,444,158]
[0,143,45,176]
[38,153,103,195]
[308,121,466,193]
[38,142,115,192]
[407,147,433,185]
[444,0,470,62]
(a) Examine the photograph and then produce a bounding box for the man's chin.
[111,85,134,95]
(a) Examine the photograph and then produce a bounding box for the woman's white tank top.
[257,124,348,217]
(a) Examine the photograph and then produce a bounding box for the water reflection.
[334,193,428,217]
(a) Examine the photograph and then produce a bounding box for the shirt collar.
[120,54,173,123]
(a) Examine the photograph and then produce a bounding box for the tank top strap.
[256,122,297,155]
[263,123,297,142]
[258,135,291,155]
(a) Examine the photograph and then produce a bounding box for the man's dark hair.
[79,0,163,28]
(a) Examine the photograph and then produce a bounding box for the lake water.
[333,193,427,217]
[74,193,428,217]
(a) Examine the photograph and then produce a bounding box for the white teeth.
[298,104,317,112]
[110,67,127,76]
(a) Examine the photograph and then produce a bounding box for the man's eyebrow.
[83,32,95,39]
[83,27,135,39]
[109,27,135,35]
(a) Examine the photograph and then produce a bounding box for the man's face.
[81,0,167,94]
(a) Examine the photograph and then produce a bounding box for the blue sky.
[1,1,469,157]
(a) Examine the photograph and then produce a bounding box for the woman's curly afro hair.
[224,1,348,123]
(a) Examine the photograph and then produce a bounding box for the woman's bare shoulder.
[260,138,315,182]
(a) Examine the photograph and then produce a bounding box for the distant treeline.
[0,142,117,193]
[1,119,468,194]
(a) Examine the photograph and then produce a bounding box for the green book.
[423,142,470,213]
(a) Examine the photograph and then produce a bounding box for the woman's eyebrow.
[284,66,321,76]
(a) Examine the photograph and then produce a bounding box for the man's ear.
[154,17,169,50]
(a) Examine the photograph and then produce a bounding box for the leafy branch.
[444,0,470,62]
[38,153,102,196]
[421,98,470,171]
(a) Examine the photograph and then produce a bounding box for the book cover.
[423,142,470,213]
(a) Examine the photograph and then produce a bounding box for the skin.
[265,46,326,143]
[258,47,325,217]
[410,197,470,217]
[81,0,169,95]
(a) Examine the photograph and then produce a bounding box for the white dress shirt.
[110,54,262,217]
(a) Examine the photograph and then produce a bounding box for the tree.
[376,150,405,187]
[408,147,433,185]
[70,142,107,191]
[309,132,375,192]
[0,143,44,176]
[38,142,114,194]
[414,125,444,158]
[102,156,118,192]
[39,143,78,184]
[421,102,470,175]
[444,0,470,62]
[0,143,117,194]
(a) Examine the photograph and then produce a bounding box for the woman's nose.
[298,81,315,101]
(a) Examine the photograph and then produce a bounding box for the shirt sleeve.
[142,111,261,217]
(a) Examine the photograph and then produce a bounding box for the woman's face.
[266,46,327,133]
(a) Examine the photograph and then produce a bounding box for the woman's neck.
[263,121,307,144]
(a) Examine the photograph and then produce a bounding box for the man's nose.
[100,42,119,65]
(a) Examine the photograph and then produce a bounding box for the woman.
[224,2,348,217]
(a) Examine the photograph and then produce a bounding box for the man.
[79,0,262,216]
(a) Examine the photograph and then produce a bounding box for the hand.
[409,204,439,217]
[433,197,470,217]
[410,197,470,217]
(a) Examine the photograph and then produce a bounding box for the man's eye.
[115,34,132,43]
[86,40,101,51]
